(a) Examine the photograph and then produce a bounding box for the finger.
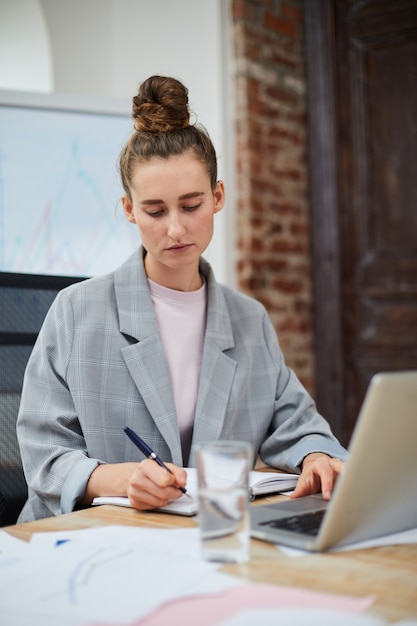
[290,480,309,499]
[138,459,179,489]
[330,458,344,475]
[312,459,342,500]
[165,463,188,490]
[319,471,333,500]
[290,470,320,499]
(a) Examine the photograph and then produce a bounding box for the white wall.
[0,0,236,285]
[0,0,52,91]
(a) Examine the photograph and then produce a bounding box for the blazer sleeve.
[16,289,101,518]
[258,312,349,472]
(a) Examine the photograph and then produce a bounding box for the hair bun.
[132,75,190,132]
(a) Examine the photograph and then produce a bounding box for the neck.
[144,256,202,292]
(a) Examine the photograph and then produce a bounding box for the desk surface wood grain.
[5,499,417,623]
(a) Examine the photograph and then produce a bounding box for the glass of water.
[195,440,253,563]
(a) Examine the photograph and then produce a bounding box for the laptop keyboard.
[259,509,326,536]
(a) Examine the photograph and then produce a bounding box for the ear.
[121,195,136,224]
[213,180,225,214]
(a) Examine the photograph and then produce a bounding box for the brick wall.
[231,0,314,394]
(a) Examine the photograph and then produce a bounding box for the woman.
[16,75,347,522]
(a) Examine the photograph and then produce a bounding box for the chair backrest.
[0,489,5,524]
[0,272,86,526]
[0,392,28,525]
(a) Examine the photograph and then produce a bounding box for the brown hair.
[119,76,218,200]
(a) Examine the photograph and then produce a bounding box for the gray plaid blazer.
[17,248,347,521]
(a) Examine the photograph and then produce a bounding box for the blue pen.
[124,426,189,496]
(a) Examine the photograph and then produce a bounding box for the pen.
[124,426,189,496]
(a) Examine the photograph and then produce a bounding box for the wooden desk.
[5,500,417,623]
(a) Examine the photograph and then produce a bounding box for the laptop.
[250,371,417,551]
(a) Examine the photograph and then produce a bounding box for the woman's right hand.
[127,459,187,510]
[82,460,187,510]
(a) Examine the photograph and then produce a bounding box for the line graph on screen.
[0,93,139,277]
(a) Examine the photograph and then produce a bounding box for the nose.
[167,211,186,240]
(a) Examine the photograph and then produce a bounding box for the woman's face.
[122,151,224,289]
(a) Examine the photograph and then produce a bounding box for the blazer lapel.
[190,260,237,464]
[114,250,182,464]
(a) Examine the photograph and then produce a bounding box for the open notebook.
[92,467,298,516]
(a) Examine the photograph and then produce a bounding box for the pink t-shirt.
[148,278,207,463]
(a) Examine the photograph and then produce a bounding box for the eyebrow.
[140,191,205,206]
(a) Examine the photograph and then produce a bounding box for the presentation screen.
[0,91,139,277]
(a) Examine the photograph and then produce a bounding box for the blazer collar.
[114,247,235,350]
[114,247,159,340]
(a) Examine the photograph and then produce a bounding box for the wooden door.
[304,0,417,445]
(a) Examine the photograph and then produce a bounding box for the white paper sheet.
[0,526,222,626]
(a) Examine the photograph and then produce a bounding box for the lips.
[167,244,193,252]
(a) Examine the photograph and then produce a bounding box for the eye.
[146,209,165,218]
[182,202,202,212]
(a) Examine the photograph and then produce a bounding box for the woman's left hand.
[290,452,344,500]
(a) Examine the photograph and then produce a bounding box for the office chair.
[0,391,28,526]
[0,490,6,525]
[0,271,86,526]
